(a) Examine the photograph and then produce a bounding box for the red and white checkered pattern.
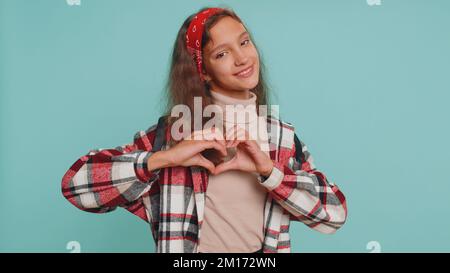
[61,115,347,253]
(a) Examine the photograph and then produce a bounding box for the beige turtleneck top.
[197,89,270,253]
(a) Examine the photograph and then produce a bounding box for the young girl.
[61,7,347,253]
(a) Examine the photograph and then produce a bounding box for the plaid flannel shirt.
[61,115,347,253]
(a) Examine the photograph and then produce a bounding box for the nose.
[234,49,249,66]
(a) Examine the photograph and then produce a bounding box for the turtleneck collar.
[209,89,258,124]
[210,89,256,106]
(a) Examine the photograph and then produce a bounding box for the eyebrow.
[209,31,249,54]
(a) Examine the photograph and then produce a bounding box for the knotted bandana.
[185,8,224,82]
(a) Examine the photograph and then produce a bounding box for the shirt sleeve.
[259,136,348,234]
[61,128,161,221]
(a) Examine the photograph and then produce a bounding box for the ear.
[201,67,212,83]
[201,56,214,83]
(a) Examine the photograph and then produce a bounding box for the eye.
[216,52,227,59]
[241,39,250,46]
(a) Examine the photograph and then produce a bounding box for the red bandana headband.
[185,8,224,82]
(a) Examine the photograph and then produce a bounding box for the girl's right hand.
[161,128,227,174]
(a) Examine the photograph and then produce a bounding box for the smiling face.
[202,16,260,99]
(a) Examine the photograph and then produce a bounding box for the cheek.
[250,48,260,64]
[247,49,260,75]
[213,60,235,77]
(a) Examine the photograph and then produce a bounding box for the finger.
[212,126,225,142]
[188,131,225,151]
[186,136,226,157]
[225,124,238,141]
[191,128,221,141]
[197,155,216,174]
[229,129,246,147]
[235,127,251,141]
[230,138,240,148]
[188,127,226,142]
[236,129,246,141]
[203,140,227,157]
[201,134,227,157]
[227,137,237,148]
[226,125,239,146]
[246,140,260,151]
[213,127,226,146]
[229,134,242,147]
[226,139,233,147]
[235,128,259,149]
[214,156,237,175]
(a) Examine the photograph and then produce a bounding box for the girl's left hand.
[213,126,274,177]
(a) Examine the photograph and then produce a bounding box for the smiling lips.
[234,64,254,78]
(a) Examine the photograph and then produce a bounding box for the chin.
[239,76,259,90]
[220,75,259,92]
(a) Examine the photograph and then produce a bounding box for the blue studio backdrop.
[1,0,449,252]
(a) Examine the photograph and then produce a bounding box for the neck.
[209,88,258,124]
[208,87,251,100]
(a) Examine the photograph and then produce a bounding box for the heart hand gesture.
[213,126,274,177]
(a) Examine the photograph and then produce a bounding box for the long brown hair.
[162,6,272,147]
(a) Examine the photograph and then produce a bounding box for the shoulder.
[132,122,159,151]
[267,114,296,132]
[266,114,299,157]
